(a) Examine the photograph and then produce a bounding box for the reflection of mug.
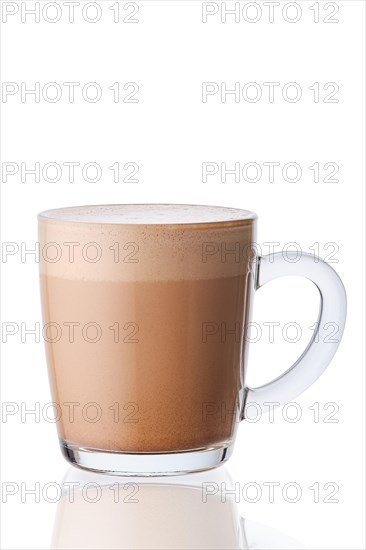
[52,468,306,550]
[38,204,346,475]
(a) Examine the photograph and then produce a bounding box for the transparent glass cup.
[38,204,347,476]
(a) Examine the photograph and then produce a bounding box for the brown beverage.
[39,205,256,454]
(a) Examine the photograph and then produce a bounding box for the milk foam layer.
[38,204,256,225]
[38,205,256,282]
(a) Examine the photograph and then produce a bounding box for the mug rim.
[37,203,257,228]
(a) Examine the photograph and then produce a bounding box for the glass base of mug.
[61,439,234,476]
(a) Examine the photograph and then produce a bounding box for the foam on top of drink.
[38,204,256,281]
[38,204,256,225]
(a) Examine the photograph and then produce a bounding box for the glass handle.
[244,252,347,417]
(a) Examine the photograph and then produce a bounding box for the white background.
[1,1,365,549]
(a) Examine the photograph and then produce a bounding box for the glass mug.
[38,204,347,475]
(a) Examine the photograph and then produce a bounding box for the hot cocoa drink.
[39,205,256,454]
